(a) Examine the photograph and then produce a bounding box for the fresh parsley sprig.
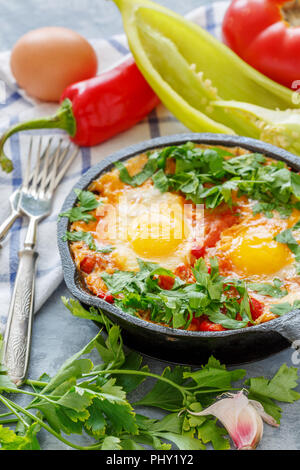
[59,188,100,223]
[1,299,299,450]
[62,231,114,254]
[62,230,97,250]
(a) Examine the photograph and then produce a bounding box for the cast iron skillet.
[57,133,300,366]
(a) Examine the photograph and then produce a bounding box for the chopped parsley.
[271,300,300,316]
[59,188,100,223]
[62,231,114,254]
[97,245,115,254]
[275,220,300,273]
[101,258,255,330]
[62,231,97,250]
[247,279,288,298]
[115,142,300,218]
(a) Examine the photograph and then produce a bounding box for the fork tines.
[23,137,79,199]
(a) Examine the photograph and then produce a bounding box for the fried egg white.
[95,185,201,271]
[216,209,300,279]
[213,208,300,320]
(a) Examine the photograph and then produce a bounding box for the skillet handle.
[271,310,300,345]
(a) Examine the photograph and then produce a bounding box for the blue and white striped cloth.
[0,2,229,333]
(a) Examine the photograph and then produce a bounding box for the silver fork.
[0,140,78,246]
[3,137,79,386]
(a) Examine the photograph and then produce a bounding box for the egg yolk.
[230,234,293,276]
[128,212,187,259]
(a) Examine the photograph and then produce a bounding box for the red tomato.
[204,210,238,248]
[191,245,206,259]
[192,315,226,332]
[158,275,175,290]
[80,255,96,274]
[97,291,114,304]
[235,297,264,322]
[250,297,264,321]
[174,264,195,283]
[222,0,300,88]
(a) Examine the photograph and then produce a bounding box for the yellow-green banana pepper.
[112,0,300,155]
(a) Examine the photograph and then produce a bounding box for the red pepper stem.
[0,99,76,173]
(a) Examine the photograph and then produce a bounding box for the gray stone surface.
[1,0,300,451]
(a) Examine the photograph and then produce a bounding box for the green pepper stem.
[0,98,76,173]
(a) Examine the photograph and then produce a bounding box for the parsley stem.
[4,388,61,406]
[83,369,188,401]
[0,394,29,428]
[2,395,103,451]
[25,379,49,388]
[0,411,14,418]
[0,418,18,424]
[192,387,240,394]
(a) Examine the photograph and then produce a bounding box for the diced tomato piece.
[204,211,238,248]
[192,315,226,332]
[80,256,96,274]
[198,318,226,332]
[250,297,264,321]
[158,275,175,290]
[174,264,195,283]
[235,298,264,323]
[97,291,114,304]
[191,245,206,259]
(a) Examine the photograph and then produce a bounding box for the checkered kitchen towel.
[0,1,229,333]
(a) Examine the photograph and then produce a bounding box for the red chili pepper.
[97,291,115,304]
[61,56,160,146]
[222,0,300,88]
[80,255,96,274]
[0,56,159,161]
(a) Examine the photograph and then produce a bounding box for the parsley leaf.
[59,189,100,223]
[59,207,96,223]
[134,366,190,411]
[115,151,159,187]
[247,364,300,423]
[275,227,300,262]
[183,364,245,389]
[247,279,288,298]
[62,231,96,250]
[197,420,230,450]
[270,300,300,316]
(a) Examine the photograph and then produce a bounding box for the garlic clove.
[188,391,277,450]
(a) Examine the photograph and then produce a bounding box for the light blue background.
[0,0,299,450]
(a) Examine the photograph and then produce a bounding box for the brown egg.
[10,27,98,102]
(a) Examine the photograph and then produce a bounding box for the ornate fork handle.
[3,247,38,386]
